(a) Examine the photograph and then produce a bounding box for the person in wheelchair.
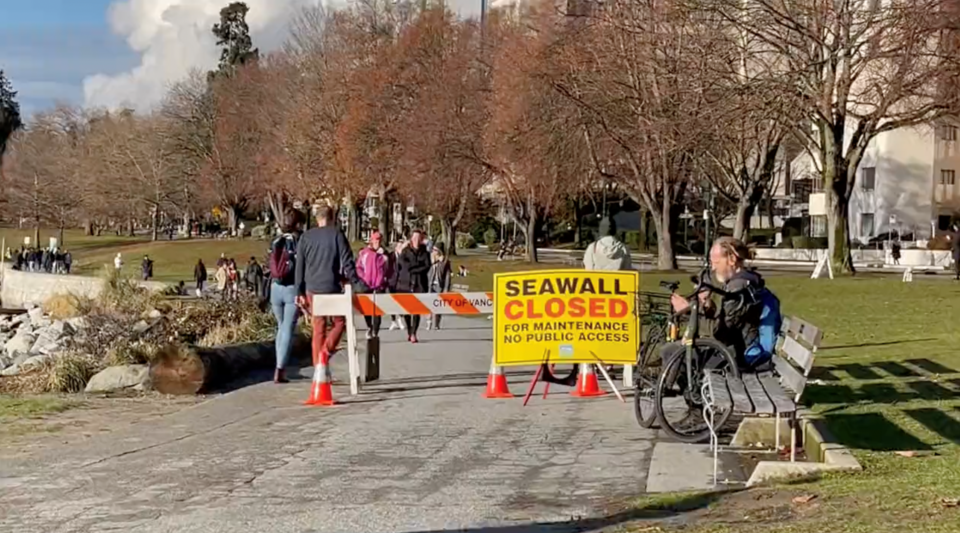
[665,236,781,376]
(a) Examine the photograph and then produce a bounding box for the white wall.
[0,265,168,309]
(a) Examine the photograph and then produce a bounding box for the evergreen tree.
[211,2,259,78]
[0,69,23,162]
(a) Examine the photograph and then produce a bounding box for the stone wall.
[0,265,168,309]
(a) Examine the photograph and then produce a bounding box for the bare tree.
[711,0,960,272]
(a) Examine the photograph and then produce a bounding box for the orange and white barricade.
[352,292,494,317]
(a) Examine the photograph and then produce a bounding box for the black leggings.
[404,315,421,335]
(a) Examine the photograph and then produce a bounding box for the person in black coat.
[396,230,431,342]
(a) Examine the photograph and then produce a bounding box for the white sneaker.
[389,321,398,331]
[399,320,406,330]
[365,330,372,340]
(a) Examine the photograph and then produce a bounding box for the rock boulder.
[85,365,151,393]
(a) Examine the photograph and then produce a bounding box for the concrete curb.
[745,416,862,487]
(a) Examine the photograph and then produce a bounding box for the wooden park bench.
[701,316,824,479]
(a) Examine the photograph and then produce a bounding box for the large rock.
[65,316,90,330]
[27,307,45,324]
[30,321,73,355]
[1,364,20,376]
[85,365,151,393]
[0,353,11,371]
[9,313,29,329]
[5,330,37,361]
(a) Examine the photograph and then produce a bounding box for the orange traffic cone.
[305,351,336,406]
[570,363,606,397]
[483,357,514,398]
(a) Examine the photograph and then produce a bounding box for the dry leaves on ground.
[792,494,818,505]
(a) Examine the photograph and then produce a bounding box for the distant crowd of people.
[10,246,72,274]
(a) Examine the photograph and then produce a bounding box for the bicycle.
[652,270,740,444]
[632,282,681,429]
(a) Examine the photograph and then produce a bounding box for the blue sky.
[0,0,138,116]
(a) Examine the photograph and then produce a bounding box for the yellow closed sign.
[493,270,640,366]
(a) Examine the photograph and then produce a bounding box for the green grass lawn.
[612,275,960,532]
[0,396,74,419]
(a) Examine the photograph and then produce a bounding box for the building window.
[942,125,958,141]
[860,213,875,238]
[942,169,956,185]
[810,215,827,238]
[861,167,876,191]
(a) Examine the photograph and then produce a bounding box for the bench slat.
[779,335,815,374]
[725,374,754,413]
[773,354,807,399]
[742,373,775,415]
[785,316,823,349]
[758,371,797,415]
[705,372,733,410]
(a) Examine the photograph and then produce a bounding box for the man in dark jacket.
[669,237,769,368]
[396,230,431,343]
[295,205,368,364]
[245,256,264,293]
[141,255,154,281]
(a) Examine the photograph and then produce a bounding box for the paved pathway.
[0,317,660,533]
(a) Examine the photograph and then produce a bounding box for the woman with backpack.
[268,210,304,384]
[357,231,390,339]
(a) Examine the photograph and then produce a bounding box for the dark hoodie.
[711,269,766,360]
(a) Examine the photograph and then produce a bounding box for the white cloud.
[82,0,484,112]
[82,0,323,111]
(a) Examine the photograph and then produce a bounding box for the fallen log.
[150,335,311,395]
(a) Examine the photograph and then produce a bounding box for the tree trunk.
[33,219,40,250]
[266,191,287,226]
[182,212,192,238]
[573,198,582,248]
[440,218,455,257]
[733,198,755,242]
[58,221,65,250]
[524,214,539,263]
[83,219,94,236]
[128,218,136,237]
[827,181,855,274]
[377,189,389,237]
[639,209,649,252]
[227,206,238,235]
[151,205,159,241]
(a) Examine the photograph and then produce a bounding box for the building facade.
[777,121,959,243]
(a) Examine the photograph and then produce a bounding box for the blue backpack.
[744,287,782,367]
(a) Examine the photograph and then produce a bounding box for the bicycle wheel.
[654,337,739,444]
[633,325,666,429]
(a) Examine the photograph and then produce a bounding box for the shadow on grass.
[805,381,960,406]
[822,412,933,451]
[398,490,729,533]
[818,338,937,351]
[903,408,960,446]
[809,358,959,382]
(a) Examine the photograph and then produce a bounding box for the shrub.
[621,231,642,250]
[251,224,271,240]
[456,232,477,249]
[791,236,828,249]
[47,352,98,393]
[483,228,498,246]
[43,293,81,319]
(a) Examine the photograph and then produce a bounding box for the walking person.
[389,240,406,331]
[294,205,369,366]
[114,253,123,273]
[427,243,452,331]
[141,255,154,281]
[227,259,240,300]
[194,259,208,297]
[396,230,431,343]
[215,261,229,301]
[63,250,72,274]
[245,256,264,293]
[268,210,304,384]
[357,231,390,339]
[583,216,632,271]
[891,242,902,266]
